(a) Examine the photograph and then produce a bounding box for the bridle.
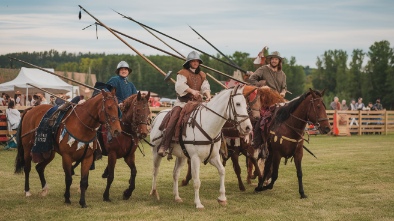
[247,90,261,118]
[121,98,150,136]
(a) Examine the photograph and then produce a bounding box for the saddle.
[175,101,201,141]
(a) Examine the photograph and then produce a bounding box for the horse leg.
[181,159,192,186]
[255,150,274,192]
[62,156,73,204]
[294,152,307,199]
[103,153,117,202]
[262,153,281,191]
[173,157,186,203]
[190,156,204,209]
[102,165,109,178]
[79,152,93,208]
[230,149,245,191]
[150,148,162,201]
[209,154,227,206]
[36,152,56,197]
[123,153,137,200]
[23,154,32,197]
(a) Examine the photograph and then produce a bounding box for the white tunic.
[174,73,211,108]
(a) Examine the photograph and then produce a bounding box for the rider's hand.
[190,89,200,99]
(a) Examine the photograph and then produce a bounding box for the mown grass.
[0,134,393,221]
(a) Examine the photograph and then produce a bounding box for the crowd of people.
[330,97,384,111]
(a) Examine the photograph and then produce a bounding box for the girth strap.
[180,118,222,165]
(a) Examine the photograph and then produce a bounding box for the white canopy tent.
[0,67,73,98]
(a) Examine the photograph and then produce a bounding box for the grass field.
[0,134,393,221]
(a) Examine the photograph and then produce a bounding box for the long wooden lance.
[8,57,99,91]
[113,10,249,74]
[79,5,176,84]
[188,25,241,69]
[89,23,249,86]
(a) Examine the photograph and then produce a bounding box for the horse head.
[307,88,331,134]
[122,91,151,139]
[99,89,122,138]
[229,85,253,137]
[243,85,260,121]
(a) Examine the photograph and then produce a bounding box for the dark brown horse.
[15,90,121,208]
[255,89,331,198]
[99,91,151,202]
[181,86,284,191]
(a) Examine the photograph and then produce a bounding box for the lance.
[188,25,241,69]
[26,83,70,103]
[89,23,249,86]
[8,57,99,91]
[113,10,249,74]
[79,5,176,84]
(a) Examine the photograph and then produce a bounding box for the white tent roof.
[0,67,73,96]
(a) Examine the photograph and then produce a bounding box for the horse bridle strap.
[270,130,303,144]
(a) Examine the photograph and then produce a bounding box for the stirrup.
[157,146,168,157]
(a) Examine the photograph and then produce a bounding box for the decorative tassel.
[79,8,81,20]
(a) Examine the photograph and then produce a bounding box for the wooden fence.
[326,110,394,135]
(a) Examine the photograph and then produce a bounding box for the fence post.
[358,111,362,135]
[385,110,388,135]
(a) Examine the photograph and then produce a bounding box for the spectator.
[32,94,41,106]
[356,97,365,110]
[6,100,21,130]
[49,96,56,105]
[330,96,340,110]
[0,93,5,106]
[38,93,48,104]
[340,99,349,110]
[14,91,22,106]
[150,97,161,107]
[372,99,383,110]
[350,99,357,110]
[26,95,33,106]
[365,102,373,111]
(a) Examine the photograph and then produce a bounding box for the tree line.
[0,40,392,109]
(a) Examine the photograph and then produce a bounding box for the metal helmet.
[266,51,282,61]
[115,61,132,74]
[183,51,203,67]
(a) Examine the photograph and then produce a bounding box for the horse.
[255,88,331,198]
[181,86,285,191]
[99,91,151,202]
[14,89,122,208]
[149,85,252,209]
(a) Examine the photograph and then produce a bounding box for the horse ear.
[243,85,258,97]
[137,91,142,101]
[146,91,151,100]
[309,88,316,98]
[321,88,326,96]
[110,87,116,96]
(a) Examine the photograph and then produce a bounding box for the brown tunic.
[177,69,206,102]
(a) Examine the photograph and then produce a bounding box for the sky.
[1,0,393,68]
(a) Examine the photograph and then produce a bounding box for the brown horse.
[99,91,151,202]
[255,89,331,198]
[14,90,121,208]
[181,86,284,191]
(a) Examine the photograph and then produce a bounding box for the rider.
[107,61,138,108]
[157,51,211,157]
[248,51,287,148]
[248,51,287,97]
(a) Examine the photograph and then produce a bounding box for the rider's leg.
[158,106,182,157]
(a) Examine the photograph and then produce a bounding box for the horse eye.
[236,102,241,106]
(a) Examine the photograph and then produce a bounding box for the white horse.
[149,85,252,209]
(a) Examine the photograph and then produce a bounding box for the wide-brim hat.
[266,51,282,61]
[15,91,21,95]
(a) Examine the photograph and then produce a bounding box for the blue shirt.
[106,75,137,103]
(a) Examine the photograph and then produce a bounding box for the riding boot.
[252,119,263,149]
[158,107,182,157]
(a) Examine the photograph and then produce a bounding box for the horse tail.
[14,107,31,174]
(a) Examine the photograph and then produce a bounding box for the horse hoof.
[196,205,205,210]
[254,186,264,192]
[217,199,227,206]
[123,195,131,200]
[25,191,32,197]
[300,194,308,199]
[65,199,71,204]
[103,198,111,202]
[81,204,88,208]
[181,180,189,186]
[150,189,160,201]
[175,198,183,203]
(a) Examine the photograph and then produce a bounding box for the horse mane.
[274,89,323,124]
[259,87,285,108]
[122,94,138,114]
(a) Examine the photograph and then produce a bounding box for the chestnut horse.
[99,91,151,202]
[255,89,331,198]
[181,86,285,191]
[15,90,121,208]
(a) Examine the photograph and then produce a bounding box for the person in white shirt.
[6,100,21,130]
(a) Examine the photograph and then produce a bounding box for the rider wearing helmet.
[157,51,211,157]
[107,61,137,107]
